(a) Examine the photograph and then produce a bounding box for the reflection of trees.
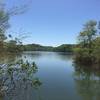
[75,65,100,100]
[74,63,100,100]
[0,52,42,64]
[22,51,42,60]
[0,53,21,64]
[55,52,73,61]
[0,59,42,100]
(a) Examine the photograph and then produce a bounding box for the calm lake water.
[0,51,100,100]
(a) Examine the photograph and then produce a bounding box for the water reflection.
[0,52,78,100]
[74,63,100,100]
[0,53,21,64]
[22,51,73,62]
[1,51,100,100]
[22,51,42,58]
[55,52,73,61]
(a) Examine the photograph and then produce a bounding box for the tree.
[0,3,9,50]
[92,37,100,64]
[75,20,99,64]
[53,44,74,52]
[78,20,97,49]
[0,0,31,51]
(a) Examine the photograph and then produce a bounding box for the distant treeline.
[23,44,75,53]
[0,40,76,53]
[0,41,76,53]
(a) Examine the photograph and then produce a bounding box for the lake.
[0,51,100,100]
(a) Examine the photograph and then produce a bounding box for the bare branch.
[7,0,32,16]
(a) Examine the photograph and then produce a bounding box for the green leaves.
[0,59,42,96]
[32,78,42,89]
[78,20,97,48]
[75,20,100,65]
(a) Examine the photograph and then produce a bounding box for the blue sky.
[6,0,100,46]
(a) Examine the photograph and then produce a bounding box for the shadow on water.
[73,63,100,100]
[0,57,42,100]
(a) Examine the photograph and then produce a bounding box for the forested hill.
[23,44,75,52]
[23,44,53,51]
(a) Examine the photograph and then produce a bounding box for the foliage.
[23,43,74,52]
[75,20,100,65]
[0,0,31,52]
[23,44,53,51]
[0,59,42,96]
[53,44,74,52]
[0,3,9,50]
[92,37,100,64]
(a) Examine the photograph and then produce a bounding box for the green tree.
[92,37,100,64]
[75,20,99,64]
[0,0,31,52]
[78,20,97,49]
[0,4,9,50]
